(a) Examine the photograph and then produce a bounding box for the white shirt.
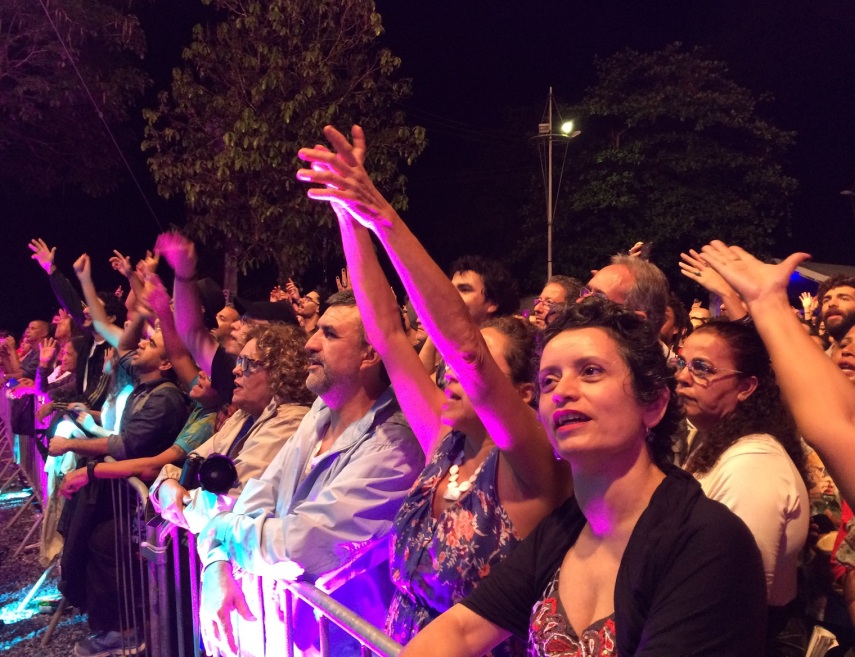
[694,433,809,606]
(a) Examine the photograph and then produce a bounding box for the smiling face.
[675,331,757,432]
[231,338,272,417]
[537,327,659,466]
[189,370,221,408]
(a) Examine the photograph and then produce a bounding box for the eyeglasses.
[533,297,557,309]
[235,355,265,375]
[671,355,743,383]
[579,287,608,300]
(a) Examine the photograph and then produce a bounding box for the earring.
[645,426,654,443]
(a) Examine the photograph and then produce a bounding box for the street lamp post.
[537,88,580,279]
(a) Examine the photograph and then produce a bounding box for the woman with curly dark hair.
[676,320,809,648]
[396,297,766,657]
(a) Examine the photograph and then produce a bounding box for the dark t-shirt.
[107,352,189,460]
[461,466,767,657]
[210,345,236,405]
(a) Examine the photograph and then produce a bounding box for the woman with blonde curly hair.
[152,321,315,530]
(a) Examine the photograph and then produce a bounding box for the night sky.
[2,0,853,334]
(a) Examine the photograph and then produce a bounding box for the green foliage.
[515,43,796,294]
[0,0,150,195]
[143,0,425,279]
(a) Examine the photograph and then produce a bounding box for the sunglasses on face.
[235,355,265,375]
[671,355,743,382]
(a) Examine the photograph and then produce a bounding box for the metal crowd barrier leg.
[40,596,70,648]
[103,458,152,656]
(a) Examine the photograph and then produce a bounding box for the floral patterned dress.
[529,568,617,657]
[387,431,525,657]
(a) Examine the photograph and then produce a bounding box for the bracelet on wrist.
[174,272,197,283]
[87,460,98,484]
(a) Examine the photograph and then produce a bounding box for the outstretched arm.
[73,254,122,347]
[144,273,200,388]
[334,203,445,454]
[298,126,559,494]
[699,241,855,506]
[155,233,219,374]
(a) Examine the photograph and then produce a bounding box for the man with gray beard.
[195,289,424,657]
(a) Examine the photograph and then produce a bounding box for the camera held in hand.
[178,453,237,495]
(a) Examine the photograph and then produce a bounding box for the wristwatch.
[87,460,97,484]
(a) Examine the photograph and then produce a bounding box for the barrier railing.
[107,457,151,655]
[141,515,404,657]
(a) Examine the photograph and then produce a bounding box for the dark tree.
[515,43,797,292]
[0,0,150,195]
[143,0,425,287]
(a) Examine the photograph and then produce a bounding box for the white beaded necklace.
[442,451,483,502]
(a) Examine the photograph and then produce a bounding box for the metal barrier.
[141,515,404,657]
[107,457,151,655]
[0,389,47,558]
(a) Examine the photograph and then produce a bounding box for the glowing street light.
[536,89,581,279]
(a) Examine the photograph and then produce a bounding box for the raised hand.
[336,267,350,291]
[110,250,133,278]
[297,125,396,232]
[154,232,197,278]
[73,253,92,280]
[699,241,810,306]
[39,337,58,365]
[284,278,300,303]
[29,238,56,274]
[799,292,817,317]
[138,249,160,276]
[679,249,733,296]
[269,285,288,303]
[142,272,172,316]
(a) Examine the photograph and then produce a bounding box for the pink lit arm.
[298,126,561,495]
[335,205,445,455]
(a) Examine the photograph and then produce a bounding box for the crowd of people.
[1,124,854,657]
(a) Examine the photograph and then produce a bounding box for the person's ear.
[643,386,670,429]
[516,381,535,405]
[736,375,758,402]
[360,344,382,370]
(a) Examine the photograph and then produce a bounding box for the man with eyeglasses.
[532,275,582,329]
[580,254,670,336]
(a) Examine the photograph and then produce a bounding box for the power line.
[35,0,164,231]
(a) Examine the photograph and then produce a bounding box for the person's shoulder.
[273,402,311,422]
[719,433,787,458]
